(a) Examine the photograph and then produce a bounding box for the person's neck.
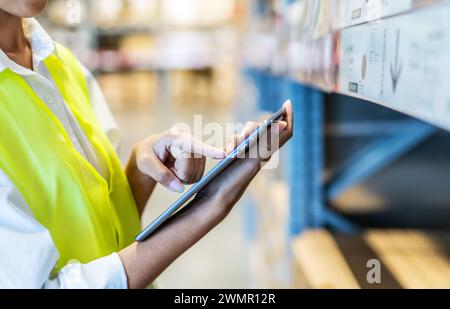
[0,10,28,53]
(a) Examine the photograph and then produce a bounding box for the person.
[0,0,293,288]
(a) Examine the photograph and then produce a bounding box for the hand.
[195,100,294,218]
[126,127,225,215]
[135,127,225,192]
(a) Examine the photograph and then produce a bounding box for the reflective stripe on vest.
[0,43,140,270]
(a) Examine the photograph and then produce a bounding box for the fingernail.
[216,149,226,158]
[279,121,288,130]
[168,180,184,193]
[210,147,226,158]
[226,142,233,153]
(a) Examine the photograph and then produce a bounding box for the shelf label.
[338,5,450,130]
[340,0,413,28]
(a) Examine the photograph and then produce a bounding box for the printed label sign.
[339,5,450,130]
[340,0,413,28]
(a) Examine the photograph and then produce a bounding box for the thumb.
[136,151,185,193]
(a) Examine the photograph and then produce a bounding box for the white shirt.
[0,19,128,288]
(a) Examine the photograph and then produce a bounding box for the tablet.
[135,106,286,241]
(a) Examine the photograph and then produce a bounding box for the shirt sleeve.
[43,253,128,289]
[0,153,128,289]
[81,65,120,149]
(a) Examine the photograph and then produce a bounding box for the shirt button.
[44,94,54,104]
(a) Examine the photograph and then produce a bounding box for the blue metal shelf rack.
[244,67,439,236]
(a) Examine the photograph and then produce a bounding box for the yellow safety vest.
[0,43,140,270]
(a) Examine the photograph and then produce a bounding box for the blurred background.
[37,0,450,288]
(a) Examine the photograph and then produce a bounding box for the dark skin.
[0,0,294,288]
[0,8,33,69]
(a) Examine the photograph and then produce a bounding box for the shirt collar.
[0,18,56,75]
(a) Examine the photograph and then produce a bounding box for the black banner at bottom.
[1,289,449,307]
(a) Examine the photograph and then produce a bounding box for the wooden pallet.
[292,229,450,289]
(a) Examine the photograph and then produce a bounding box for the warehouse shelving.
[245,0,450,130]
[39,0,241,112]
[41,0,239,73]
[244,0,450,234]
[243,0,450,287]
[244,63,440,234]
[244,67,450,286]
[243,0,450,288]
